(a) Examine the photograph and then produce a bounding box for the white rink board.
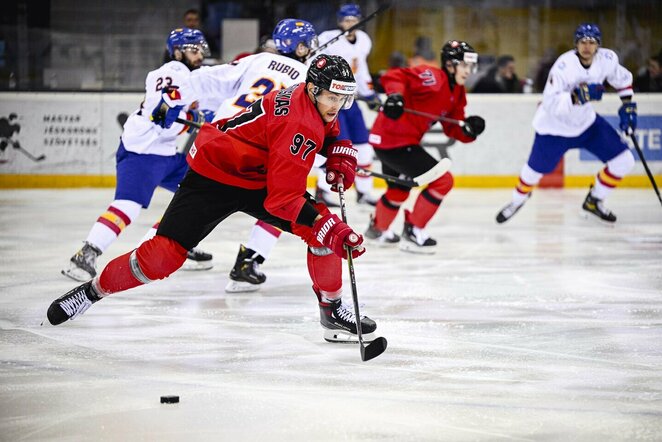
[1,92,660,177]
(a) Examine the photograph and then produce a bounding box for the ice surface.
[0,187,661,441]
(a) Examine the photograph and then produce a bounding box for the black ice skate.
[356,191,378,207]
[181,247,214,271]
[314,286,377,343]
[582,187,616,223]
[399,210,437,255]
[224,244,266,293]
[315,185,339,208]
[496,193,531,224]
[61,242,102,282]
[45,281,102,326]
[364,214,400,245]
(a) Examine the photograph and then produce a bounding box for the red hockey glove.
[325,140,358,192]
[312,213,365,259]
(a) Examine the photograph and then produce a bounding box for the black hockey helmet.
[306,54,357,96]
[441,40,478,70]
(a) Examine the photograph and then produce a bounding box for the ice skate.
[45,281,102,326]
[356,191,378,207]
[181,247,214,271]
[315,185,339,208]
[364,214,400,246]
[61,242,101,282]
[581,187,616,224]
[496,193,531,224]
[399,210,437,254]
[314,287,377,343]
[225,244,266,293]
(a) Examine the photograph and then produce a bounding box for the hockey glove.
[383,93,405,119]
[573,83,604,104]
[461,115,486,138]
[312,213,365,260]
[618,102,637,135]
[325,140,358,192]
[363,94,382,111]
[185,109,215,133]
[151,86,185,129]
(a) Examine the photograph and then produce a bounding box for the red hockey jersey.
[369,65,474,149]
[187,84,340,223]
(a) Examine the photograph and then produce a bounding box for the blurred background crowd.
[0,0,660,93]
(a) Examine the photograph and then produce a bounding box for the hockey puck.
[160,395,179,404]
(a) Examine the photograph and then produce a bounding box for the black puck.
[160,395,179,404]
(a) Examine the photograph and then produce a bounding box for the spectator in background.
[409,36,438,67]
[534,48,558,93]
[634,51,662,92]
[183,9,201,29]
[472,54,523,93]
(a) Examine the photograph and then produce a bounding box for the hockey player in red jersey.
[45,55,378,343]
[366,40,486,253]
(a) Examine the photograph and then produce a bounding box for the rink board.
[0,92,660,188]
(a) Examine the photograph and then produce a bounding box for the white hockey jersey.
[188,52,307,120]
[532,48,633,137]
[317,29,373,98]
[121,60,200,156]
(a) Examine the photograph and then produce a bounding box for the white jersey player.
[62,28,216,282]
[496,23,637,224]
[314,3,381,208]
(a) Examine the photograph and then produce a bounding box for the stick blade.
[361,337,388,361]
[413,158,452,186]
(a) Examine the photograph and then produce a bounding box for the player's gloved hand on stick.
[325,140,358,192]
[151,86,185,129]
[185,109,215,133]
[312,213,365,259]
[383,93,405,119]
[363,94,382,111]
[461,115,486,138]
[618,102,637,135]
[573,83,604,104]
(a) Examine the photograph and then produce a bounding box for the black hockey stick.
[176,117,203,129]
[337,176,387,361]
[16,144,45,162]
[357,158,452,188]
[630,133,662,207]
[404,108,465,127]
[310,3,390,57]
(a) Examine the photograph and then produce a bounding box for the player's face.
[339,16,359,36]
[453,62,474,86]
[182,46,205,69]
[311,87,349,123]
[576,38,598,63]
[295,42,312,61]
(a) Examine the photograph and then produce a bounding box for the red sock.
[408,189,443,228]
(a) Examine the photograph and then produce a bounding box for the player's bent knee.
[427,171,454,196]
[384,187,410,204]
[134,235,188,282]
[607,149,635,176]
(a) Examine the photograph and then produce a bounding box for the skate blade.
[399,242,436,255]
[579,210,616,227]
[180,259,214,271]
[224,280,261,293]
[61,267,93,282]
[324,329,376,343]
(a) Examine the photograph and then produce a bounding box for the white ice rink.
[1,186,661,441]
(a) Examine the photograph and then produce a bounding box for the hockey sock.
[86,199,141,252]
[408,189,443,228]
[245,220,282,260]
[591,150,635,200]
[96,235,188,295]
[512,164,543,206]
[307,246,342,302]
[354,143,375,194]
[374,187,409,231]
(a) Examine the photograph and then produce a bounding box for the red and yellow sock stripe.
[515,177,535,195]
[97,206,132,236]
[596,167,621,188]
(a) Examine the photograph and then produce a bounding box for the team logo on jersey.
[329,79,357,94]
[189,144,197,158]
